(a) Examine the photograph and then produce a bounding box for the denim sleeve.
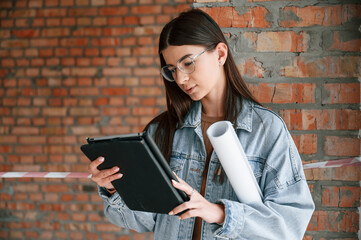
[98,186,156,233]
[212,115,315,239]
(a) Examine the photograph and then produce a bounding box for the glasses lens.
[178,57,195,74]
[161,66,175,82]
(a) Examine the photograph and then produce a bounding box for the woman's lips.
[185,86,195,94]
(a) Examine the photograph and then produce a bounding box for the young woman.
[89,9,314,240]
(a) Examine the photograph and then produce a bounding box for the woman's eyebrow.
[178,54,192,62]
[165,53,192,66]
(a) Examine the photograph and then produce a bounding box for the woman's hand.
[169,174,225,224]
[88,156,123,190]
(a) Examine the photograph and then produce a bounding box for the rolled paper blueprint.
[207,121,263,203]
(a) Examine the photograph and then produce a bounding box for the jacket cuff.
[212,199,245,239]
[98,186,127,208]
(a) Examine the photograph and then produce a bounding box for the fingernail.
[168,211,173,216]
[172,179,177,185]
[99,157,104,162]
[114,167,119,172]
[118,173,123,178]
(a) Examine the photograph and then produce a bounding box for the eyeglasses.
[161,46,213,82]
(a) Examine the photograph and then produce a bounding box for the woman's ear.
[216,42,228,66]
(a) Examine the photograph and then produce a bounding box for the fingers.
[172,179,193,195]
[169,201,202,218]
[88,156,123,189]
[92,166,120,181]
[92,168,123,189]
[88,156,105,174]
[178,209,200,220]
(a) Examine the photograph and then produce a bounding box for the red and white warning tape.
[0,172,91,178]
[302,157,360,169]
[0,157,359,178]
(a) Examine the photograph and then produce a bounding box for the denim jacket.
[98,99,315,240]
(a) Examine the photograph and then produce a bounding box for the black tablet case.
[80,132,189,214]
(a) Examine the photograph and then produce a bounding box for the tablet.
[80,131,189,214]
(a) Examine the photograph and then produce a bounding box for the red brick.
[322,83,360,104]
[69,107,99,116]
[95,98,109,106]
[131,6,161,14]
[292,134,317,154]
[101,107,130,116]
[248,0,298,1]
[71,126,100,135]
[322,186,339,207]
[39,49,53,57]
[68,8,98,16]
[325,31,361,51]
[60,38,88,47]
[103,28,132,37]
[101,48,115,56]
[95,223,122,232]
[9,9,36,18]
[72,213,87,221]
[2,59,15,67]
[69,87,99,96]
[99,6,128,16]
[132,87,162,96]
[237,58,266,78]
[42,28,70,37]
[38,8,67,17]
[132,46,157,56]
[29,38,59,47]
[280,56,360,78]
[109,98,125,105]
[305,166,360,181]
[201,6,272,28]
[41,185,69,193]
[324,136,360,156]
[0,1,12,8]
[307,210,359,232]
[102,68,131,76]
[133,107,160,116]
[12,127,39,135]
[280,5,361,27]
[72,27,102,37]
[243,31,309,52]
[133,67,158,76]
[101,88,130,95]
[25,231,39,239]
[280,109,361,130]
[249,83,315,103]
[18,136,46,144]
[0,107,11,115]
[47,18,61,27]
[339,186,360,208]
[42,107,67,116]
[11,29,40,38]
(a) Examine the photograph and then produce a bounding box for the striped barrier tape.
[0,172,91,178]
[0,157,360,178]
[302,157,360,169]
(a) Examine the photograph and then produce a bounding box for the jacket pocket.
[247,156,265,180]
[169,157,185,176]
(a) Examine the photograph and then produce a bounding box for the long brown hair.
[145,9,261,163]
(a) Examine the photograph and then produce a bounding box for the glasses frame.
[161,46,214,82]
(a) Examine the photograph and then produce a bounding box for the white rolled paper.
[207,121,263,203]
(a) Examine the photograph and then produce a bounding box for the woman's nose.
[175,70,189,84]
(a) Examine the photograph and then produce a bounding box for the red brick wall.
[0,0,360,239]
[195,1,361,239]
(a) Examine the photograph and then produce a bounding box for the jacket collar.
[181,98,253,132]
